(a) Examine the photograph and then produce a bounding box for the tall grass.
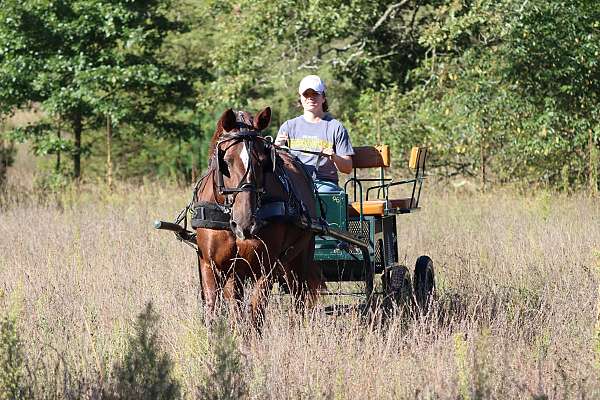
[1,181,599,398]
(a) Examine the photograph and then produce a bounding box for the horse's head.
[211,107,274,240]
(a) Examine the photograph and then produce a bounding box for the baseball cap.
[298,75,326,95]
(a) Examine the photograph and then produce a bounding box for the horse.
[192,107,322,325]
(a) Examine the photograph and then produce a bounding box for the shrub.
[106,302,181,400]
[196,318,249,400]
[0,312,29,400]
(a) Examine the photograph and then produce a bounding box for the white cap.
[298,75,326,95]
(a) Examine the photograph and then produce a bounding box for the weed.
[1,185,599,398]
[453,333,470,400]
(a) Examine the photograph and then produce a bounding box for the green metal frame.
[313,146,428,286]
[314,191,399,283]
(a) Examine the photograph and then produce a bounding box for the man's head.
[298,75,328,113]
[298,75,326,95]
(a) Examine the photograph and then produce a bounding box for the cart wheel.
[413,255,435,314]
[384,264,412,309]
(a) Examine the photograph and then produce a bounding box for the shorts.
[315,179,343,193]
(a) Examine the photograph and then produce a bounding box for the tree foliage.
[0,0,197,178]
[1,0,598,189]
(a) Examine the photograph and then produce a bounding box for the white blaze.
[240,146,249,171]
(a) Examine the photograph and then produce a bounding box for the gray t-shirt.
[277,115,354,183]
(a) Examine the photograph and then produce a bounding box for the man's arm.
[274,132,289,146]
[332,154,353,174]
[330,123,353,174]
[275,121,289,146]
[321,148,353,174]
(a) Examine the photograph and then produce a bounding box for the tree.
[351,0,600,190]
[184,1,437,126]
[504,0,600,190]
[0,0,197,179]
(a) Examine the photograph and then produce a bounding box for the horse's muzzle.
[230,220,247,240]
[230,219,265,240]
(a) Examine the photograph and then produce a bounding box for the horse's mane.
[208,124,223,164]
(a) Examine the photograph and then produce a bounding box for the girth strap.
[191,200,299,231]
[256,201,288,220]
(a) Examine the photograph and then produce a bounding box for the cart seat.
[347,198,415,217]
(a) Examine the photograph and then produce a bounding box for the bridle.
[186,112,315,236]
[176,108,321,241]
[213,116,277,210]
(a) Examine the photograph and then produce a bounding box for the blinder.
[217,148,229,178]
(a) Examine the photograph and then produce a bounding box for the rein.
[275,145,327,157]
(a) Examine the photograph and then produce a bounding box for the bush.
[106,302,181,400]
[196,318,249,400]
[0,312,29,400]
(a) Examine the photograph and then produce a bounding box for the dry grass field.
[1,177,599,399]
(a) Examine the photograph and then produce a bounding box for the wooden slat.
[348,201,385,216]
[352,145,390,168]
[409,146,427,169]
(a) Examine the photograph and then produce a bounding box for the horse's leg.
[223,272,243,322]
[292,235,322,310]
[250,275,273,329]
[200,259,219,315]
[303,260,325,306]
[283,254,312,313]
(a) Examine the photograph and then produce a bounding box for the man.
[275,75,354,192]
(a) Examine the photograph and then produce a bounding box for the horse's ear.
[219,108,237,132]
[253,107,271,131]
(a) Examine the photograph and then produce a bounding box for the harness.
[183,113,315,233]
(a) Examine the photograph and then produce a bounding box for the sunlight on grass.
[0,183,599,398]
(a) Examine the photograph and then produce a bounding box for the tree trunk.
[106,114,113,190]
[480,138,486,192]
[375,93,381,144]
[590,128,598,196]
[56,118,61,173]
[191,147,197,184]
[73,114,82,179]
[0,138,8,189]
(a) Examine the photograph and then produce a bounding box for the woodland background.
[1,2,600,399]
[0,0,598,192]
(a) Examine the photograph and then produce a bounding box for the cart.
[311,145,434,313]
[154,144,434,313]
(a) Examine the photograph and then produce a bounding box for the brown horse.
[192,107,322,324]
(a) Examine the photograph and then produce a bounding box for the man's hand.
[320,147,353,174]
[275,132,289,146]
[321,147,334,159]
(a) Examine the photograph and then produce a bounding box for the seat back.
[348,145,390,204]
[409,146,426,169]
[346,145,428,217]
[408,146,427,208]
[351,145,390,168]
